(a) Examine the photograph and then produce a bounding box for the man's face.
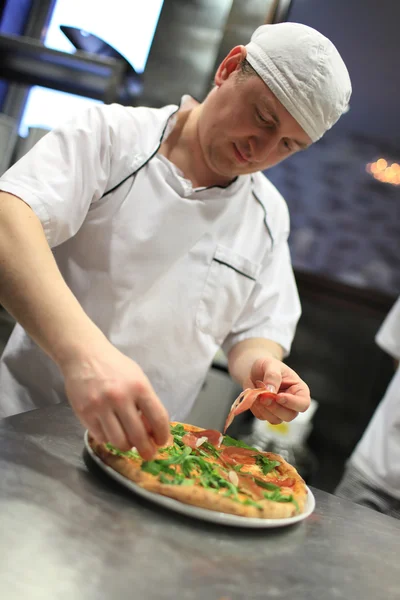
[197,48,312,180]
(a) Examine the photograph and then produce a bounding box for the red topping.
[181,429,223,449]
[200,429,223,447]
[236,473,264,500]
[216,467,264,500]
[220,446,257,466]
[266,477,295,488]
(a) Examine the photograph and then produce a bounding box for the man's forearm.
[0,192,107,368]
[227,337,284,388]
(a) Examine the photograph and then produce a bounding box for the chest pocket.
[196,244,261,343]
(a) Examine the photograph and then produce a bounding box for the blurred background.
[0,0,399,492]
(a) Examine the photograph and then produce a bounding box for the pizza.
[89,421,308,519]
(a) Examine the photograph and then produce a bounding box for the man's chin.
[216,157,252,176]
[206,154,258,183]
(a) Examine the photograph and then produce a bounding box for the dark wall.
[288,0,400,146]
[265,0,400,297]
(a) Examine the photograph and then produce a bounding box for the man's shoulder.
[251,171,286,203]
[250,171,290,227]
[74,102,179,162]
[95,102,178,134]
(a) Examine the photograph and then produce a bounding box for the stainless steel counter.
[1,402,399,600]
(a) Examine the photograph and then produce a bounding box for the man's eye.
[283,139,292,152]
[256,111,273,127]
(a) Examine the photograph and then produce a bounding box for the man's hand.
[244,356,311,424]
[227,338,311,425]
[61,342,170,460]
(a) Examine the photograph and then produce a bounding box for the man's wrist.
[52,326,109,372]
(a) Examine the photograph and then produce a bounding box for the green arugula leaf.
[255,455,281,475]
[222,435,258,451]
[264,489,280,501]
[159,472,186,485]
[254,479,280,491]
[162,445,192,465]
[233,464,243,472]
[242,497,263,510]
[262,489,299,511]
[105,443,140,459]
[141,461,163,476]
[201,441,220,459]
[158,445,175,455]
[170,423,185,437]
[181,459,194,478]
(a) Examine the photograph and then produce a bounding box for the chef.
[336,297,400,518]
[0,23,351,459]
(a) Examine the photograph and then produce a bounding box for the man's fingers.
[114,403,158,460]
[88,418,107,444]
[100,410,131,451]
[252,397,298,422]
[138,393,170,446]
[251,403,283,424]
[251,359,282,392]
[275,392,310,413]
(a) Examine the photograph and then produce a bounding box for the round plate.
[84,431,316,528]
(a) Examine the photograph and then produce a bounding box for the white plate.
[84,431,316,528]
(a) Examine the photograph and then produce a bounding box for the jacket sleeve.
[0,103,140,248]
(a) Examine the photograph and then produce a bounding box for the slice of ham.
[223,380,277,433]
[219,446,258,466]
[235,472,264,500]
[263,477,295,488]
[216,467,263,500]
[182,429,223,450]
[217,464,291,500]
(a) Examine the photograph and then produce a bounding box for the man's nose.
[249,131,280,162]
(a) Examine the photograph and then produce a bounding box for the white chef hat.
[245,22,352,142]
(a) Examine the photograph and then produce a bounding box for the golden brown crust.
[89,421,308,519]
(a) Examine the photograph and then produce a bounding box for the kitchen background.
[0,0,399,492]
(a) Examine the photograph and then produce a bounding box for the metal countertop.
[1,402,399,600]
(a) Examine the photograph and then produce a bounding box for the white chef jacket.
[0,98,301,420]
[351,297,400,499]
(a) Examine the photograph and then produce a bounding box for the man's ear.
[214,45,247,87]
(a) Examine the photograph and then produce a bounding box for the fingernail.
[266,384,276,393]
[142,451,155,461]
[277,397,287,405]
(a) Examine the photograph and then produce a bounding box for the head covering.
[245,22,352,142]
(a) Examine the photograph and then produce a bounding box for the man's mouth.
[233,144,250,164]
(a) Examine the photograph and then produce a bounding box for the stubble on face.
[196,71,312,184]
[197,87,251,182]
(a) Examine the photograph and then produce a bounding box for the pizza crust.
[89,422,307,519]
